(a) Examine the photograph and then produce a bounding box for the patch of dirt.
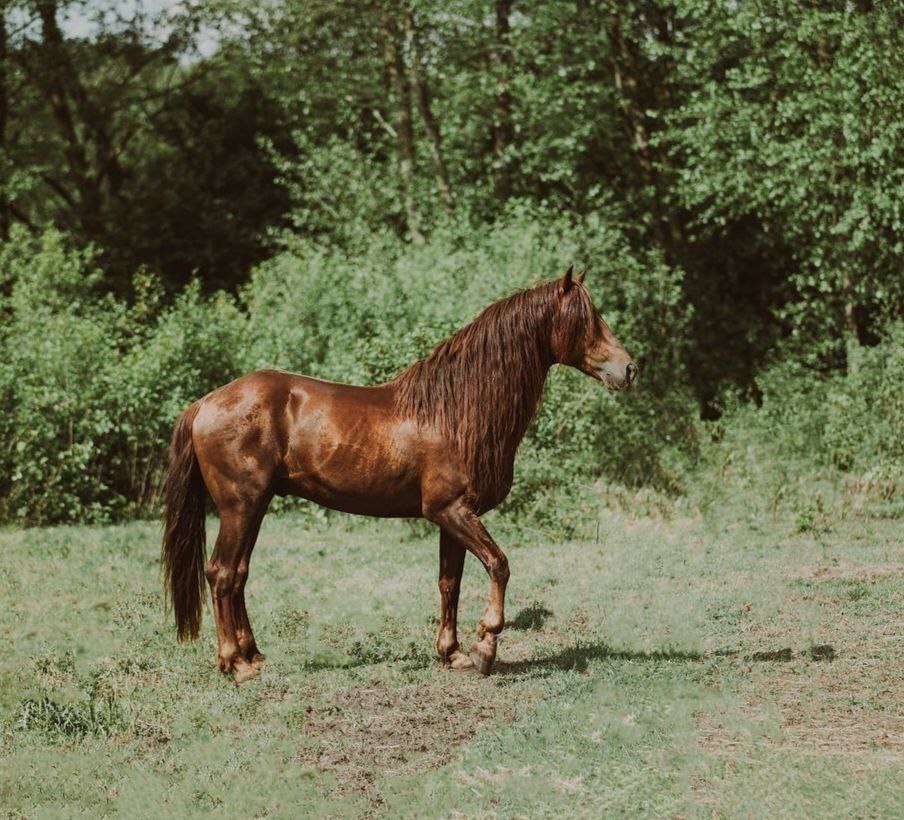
[793,563,904,583]
[297,673,518,805]
[764,664,904,760]
[749,648,793,662]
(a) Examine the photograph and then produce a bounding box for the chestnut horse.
[162,266,637,683]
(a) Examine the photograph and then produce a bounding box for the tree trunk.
[607,11,678,252]
[490,0,514,201]
[403,5,454,215]
[842,270,860,374]
[609,17,652,177]
[35,1,97,231]
[381,10,424,244]
[35,1,126,235]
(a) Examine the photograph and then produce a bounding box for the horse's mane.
[392,278,595,504]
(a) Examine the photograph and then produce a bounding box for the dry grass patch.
[794,562,904,583]
[297,674,520,794]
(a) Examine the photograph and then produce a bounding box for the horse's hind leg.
[235,582,263,668]
[233,502,270,669]
[205,500,268,684]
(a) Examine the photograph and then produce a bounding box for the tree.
[666,0,904,375]
[380,5,424,243]
[490,0,514,201]
[403,2,453,215]
[2,0,291,290]
[0,3,9,239]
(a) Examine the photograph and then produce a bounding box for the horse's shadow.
[494,641,705,679]
[295,640,705,676]
[293,636,806,679]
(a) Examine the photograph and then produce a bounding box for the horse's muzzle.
[593,359,638,390]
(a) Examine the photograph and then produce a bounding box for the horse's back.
[189,369,455,517]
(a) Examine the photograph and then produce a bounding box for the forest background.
[0,0,901,528]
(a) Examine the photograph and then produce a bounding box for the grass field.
[1,496,903,818]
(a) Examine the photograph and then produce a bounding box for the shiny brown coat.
[162,267,637,682]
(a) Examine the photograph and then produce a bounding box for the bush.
[2,219,898,529]
[822,322,904,475]
[689,322,904,523]
[0,210,697,527]
[0,229,246,524]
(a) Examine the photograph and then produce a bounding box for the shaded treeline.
[0,0,902,413]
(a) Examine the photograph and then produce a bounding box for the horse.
[161,265,637,683]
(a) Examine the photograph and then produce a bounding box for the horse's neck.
[489,316,553,434]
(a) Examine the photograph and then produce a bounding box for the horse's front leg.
[429,499,509,675]
[437,529,474,670]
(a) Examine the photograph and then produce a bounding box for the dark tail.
[161,403,206,641]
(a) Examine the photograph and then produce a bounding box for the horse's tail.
[161,403,207,641]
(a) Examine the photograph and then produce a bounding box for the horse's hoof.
[250,653,266,669]
[233,660,261,685]
[469,651,493,676]
[448,650,475,671]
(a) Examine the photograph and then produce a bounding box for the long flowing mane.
[392,279,594,504]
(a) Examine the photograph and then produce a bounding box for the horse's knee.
[490,554,510,586]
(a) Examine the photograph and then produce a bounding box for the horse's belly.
[280,430,425,518]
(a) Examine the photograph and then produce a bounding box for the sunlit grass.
[1,501,902,816]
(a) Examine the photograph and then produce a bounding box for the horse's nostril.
[625,363,638,385]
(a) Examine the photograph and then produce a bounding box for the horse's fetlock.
[436,629,459,658]
[480,611,504,636]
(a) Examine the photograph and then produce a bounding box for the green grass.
[1,499,903,817]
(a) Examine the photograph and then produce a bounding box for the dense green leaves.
[0,0,901,525]
[0,216,697,525]
[0,228,247,523]
[665,0,904,367]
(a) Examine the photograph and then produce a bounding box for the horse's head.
[550,265,638,390]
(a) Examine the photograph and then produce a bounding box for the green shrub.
[822,322,904,474]
[0,213,699,527]
[689,322,904,522]
[6,219,898,531]
[104,281,247,513]
[0,229,246,524]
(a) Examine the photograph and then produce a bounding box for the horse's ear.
[576,266,588,285]
[558,264,575,295]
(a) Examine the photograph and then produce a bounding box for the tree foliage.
[0,0,901,524]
